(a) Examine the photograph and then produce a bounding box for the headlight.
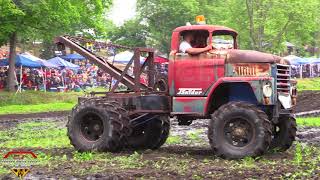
[263,82,272,97]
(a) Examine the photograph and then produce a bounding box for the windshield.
[212,34,234,50]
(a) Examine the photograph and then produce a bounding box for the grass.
[297,77,320,91]
[0,102,75,115]
[0,91,80,106]
[0,87,108,114]
[166,135,182,145]
[0,88,104,114]
[0,121,71,148]
[296,117,320,127]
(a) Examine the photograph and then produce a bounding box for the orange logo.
[11,168,30,179]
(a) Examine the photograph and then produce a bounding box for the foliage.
[0,0,113,91]
[121,0,320,55]
[110,19,148,48]
[0,0,112,45]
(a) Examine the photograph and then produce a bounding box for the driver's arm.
[186,45,212,55]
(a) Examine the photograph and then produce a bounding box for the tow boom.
[54,35,153,91]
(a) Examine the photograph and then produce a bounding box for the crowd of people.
[0,64,114,92]
[0,62,168,92]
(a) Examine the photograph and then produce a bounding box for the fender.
[204,77,273,114]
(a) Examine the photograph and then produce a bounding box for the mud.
[0,92,320,179]
[296,91,320,113]
[0,111,69,121]
[0,116,320,179]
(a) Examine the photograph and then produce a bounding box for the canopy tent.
[61,53,85,60]
[111,51,145,64]
[155,56,169,64]
[283,55,310,66]
[48,57,80,69]
[306,58,320,64]
[0,53,57,68]
[0,53,57,93]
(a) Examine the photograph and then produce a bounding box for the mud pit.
[0,116,319,179]
[296,91,320,113]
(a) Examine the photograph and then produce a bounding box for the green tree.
[109,19,148,48]
[137,0,201,54]
[134,0,319,55]
[0,0,112,91]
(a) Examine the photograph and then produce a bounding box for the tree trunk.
[7,32,17,91]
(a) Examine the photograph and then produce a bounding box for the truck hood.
[225,50,289,65]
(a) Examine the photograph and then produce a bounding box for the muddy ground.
[0,91,319,179]
[296,91,320,113]
[0,116,319,179]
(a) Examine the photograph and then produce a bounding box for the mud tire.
[270,115,297,151]
[154,74,168,93]
[208,101,272,159]
[128,115,170,150]
[67,98,130,152]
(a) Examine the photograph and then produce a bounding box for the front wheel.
[208,102,272,159]
[270,116,297,151]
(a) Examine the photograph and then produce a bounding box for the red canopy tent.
[155,56,169,64]
[0,50,8,59]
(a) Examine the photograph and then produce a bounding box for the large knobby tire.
[67,99,130,152]
[270,115,297,151]
[208,102,272,159]
[154,74,168,93]
[128,115,170,150]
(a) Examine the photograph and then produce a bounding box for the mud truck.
[55,21,297,159]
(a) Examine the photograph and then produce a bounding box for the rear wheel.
[128,115,170,150]
[67,99,130,152]
[154,74,168,92]
[208,102,272,159]
[270,116,297,151]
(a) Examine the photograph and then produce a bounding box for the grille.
[276,64,291,94]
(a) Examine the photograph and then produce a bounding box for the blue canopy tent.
[0,53,57,68]
[0,53,57,92]
[307,58,320,64]
[283,55,308,66]
[48,57,80,69]
[61,53,85,60]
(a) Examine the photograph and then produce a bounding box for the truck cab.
[169,24,296,119]
[168,23,297,158]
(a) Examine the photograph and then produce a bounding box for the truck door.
[173,54,224,96]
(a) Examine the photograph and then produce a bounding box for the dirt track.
[0,117,319,179]
[296,91,320,113]
[0,116,320,179]
[0,91,319,179]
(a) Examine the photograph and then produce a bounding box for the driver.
[179,31,212,55]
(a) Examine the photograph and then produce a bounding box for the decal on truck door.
[177,88,203,95]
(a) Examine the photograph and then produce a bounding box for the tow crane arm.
[54,36,155,92]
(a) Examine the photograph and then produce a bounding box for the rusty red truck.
[55,17,297,159]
